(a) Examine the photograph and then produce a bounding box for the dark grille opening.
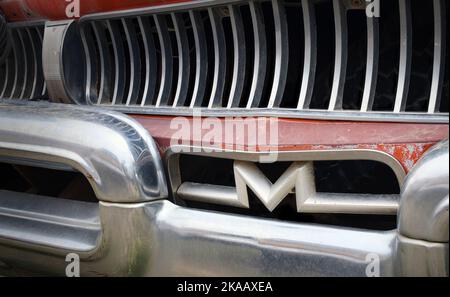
[176,154,399,230]
[259,0,278,108]
[281,0,304,108]
[0,24,47,101]
[310,0,335,109]
[342,9,367,110]
[372,0,400,111]
[406,0,434,112]
[0,162,97,204]
[238,4,255,108]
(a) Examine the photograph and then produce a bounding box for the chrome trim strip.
[80,23,98,104]
[16,29,31,99]
[107,20,127,105]
[428,0,446,113]
[79,0,246,22]
[122,18,142,106]
[246,1,267,108]
[154,15,173,107]
[189,11,208,108]
[171,13,191,107]
[138,17,158,106]
[0,100,168,203]
[226,5,246,108]
[9,30,20,99]
[97,105,450,123]
[393,0,412,113]
[0,190,101,253]
[328,0,348,111]
[25,28,39,99]
[35,27,47,97]
[267,0,289,108]
[360,16,379,112]
[297,0,317,110]
[207,8,227,108]
[92,21,113,104]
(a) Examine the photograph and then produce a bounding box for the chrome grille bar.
[328,0,347,111]
[226,5,246,108]
[393,0,412,113]
[297,0,316,110]
[189,11,208,108]
[171,13,191,107]
[428,0,446,113]
[247,1,267,108]
[67,0,448,122]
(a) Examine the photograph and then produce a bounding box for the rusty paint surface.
[0,0,188,21]
[132,115,449,173]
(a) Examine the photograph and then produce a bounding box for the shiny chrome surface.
[398,140,449,243]
[177,160,399,214]
[0,22,46,100]
[56,0,448,123]
[42,20,85,104]
[0,100,167,203]
[0,199,398,276]
[0,190,100,253]
[1,198,446,276]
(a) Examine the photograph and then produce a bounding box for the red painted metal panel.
[132,115,449,173]
[0,0,189,21]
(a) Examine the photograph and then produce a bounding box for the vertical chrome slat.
[154,15,173,107]
[9,30,22,99]
[80,24,98,103]
[92,22,113,104]
[16,29,29,99]
[25,28,40,99]
[227,5,246,109]
[428,0,446,113]
[189,11,208,108]
[246,1,267,108]
[122,18,142,106]
[107,20,127,105]
[393,0,412,113]
[297,0,317,110]
[171,13,191,107]
[138,16,158,106]
[0,62,7,98]
[328,0,348,111]
[17,29,33,99]
[360,16,379,112]
[207,8,227,108]
[35,27,47,97]
[267,0,289,108]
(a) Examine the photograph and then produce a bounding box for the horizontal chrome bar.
[93,105,449,123]
[177,182,399,214]
[0,190,100,254]
[79,0,246,23]
[0,199,398,276]
[0,99,167,203]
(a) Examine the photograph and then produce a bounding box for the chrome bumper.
[0,100,448,277]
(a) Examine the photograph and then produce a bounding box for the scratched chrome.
[0,99,167,203]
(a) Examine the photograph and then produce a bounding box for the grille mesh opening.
[176,154,399,230]
[0,162,97,204]
[27,0,442,118]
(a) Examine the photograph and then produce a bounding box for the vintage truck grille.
[75,0,449,120]
[0,23,47,100]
